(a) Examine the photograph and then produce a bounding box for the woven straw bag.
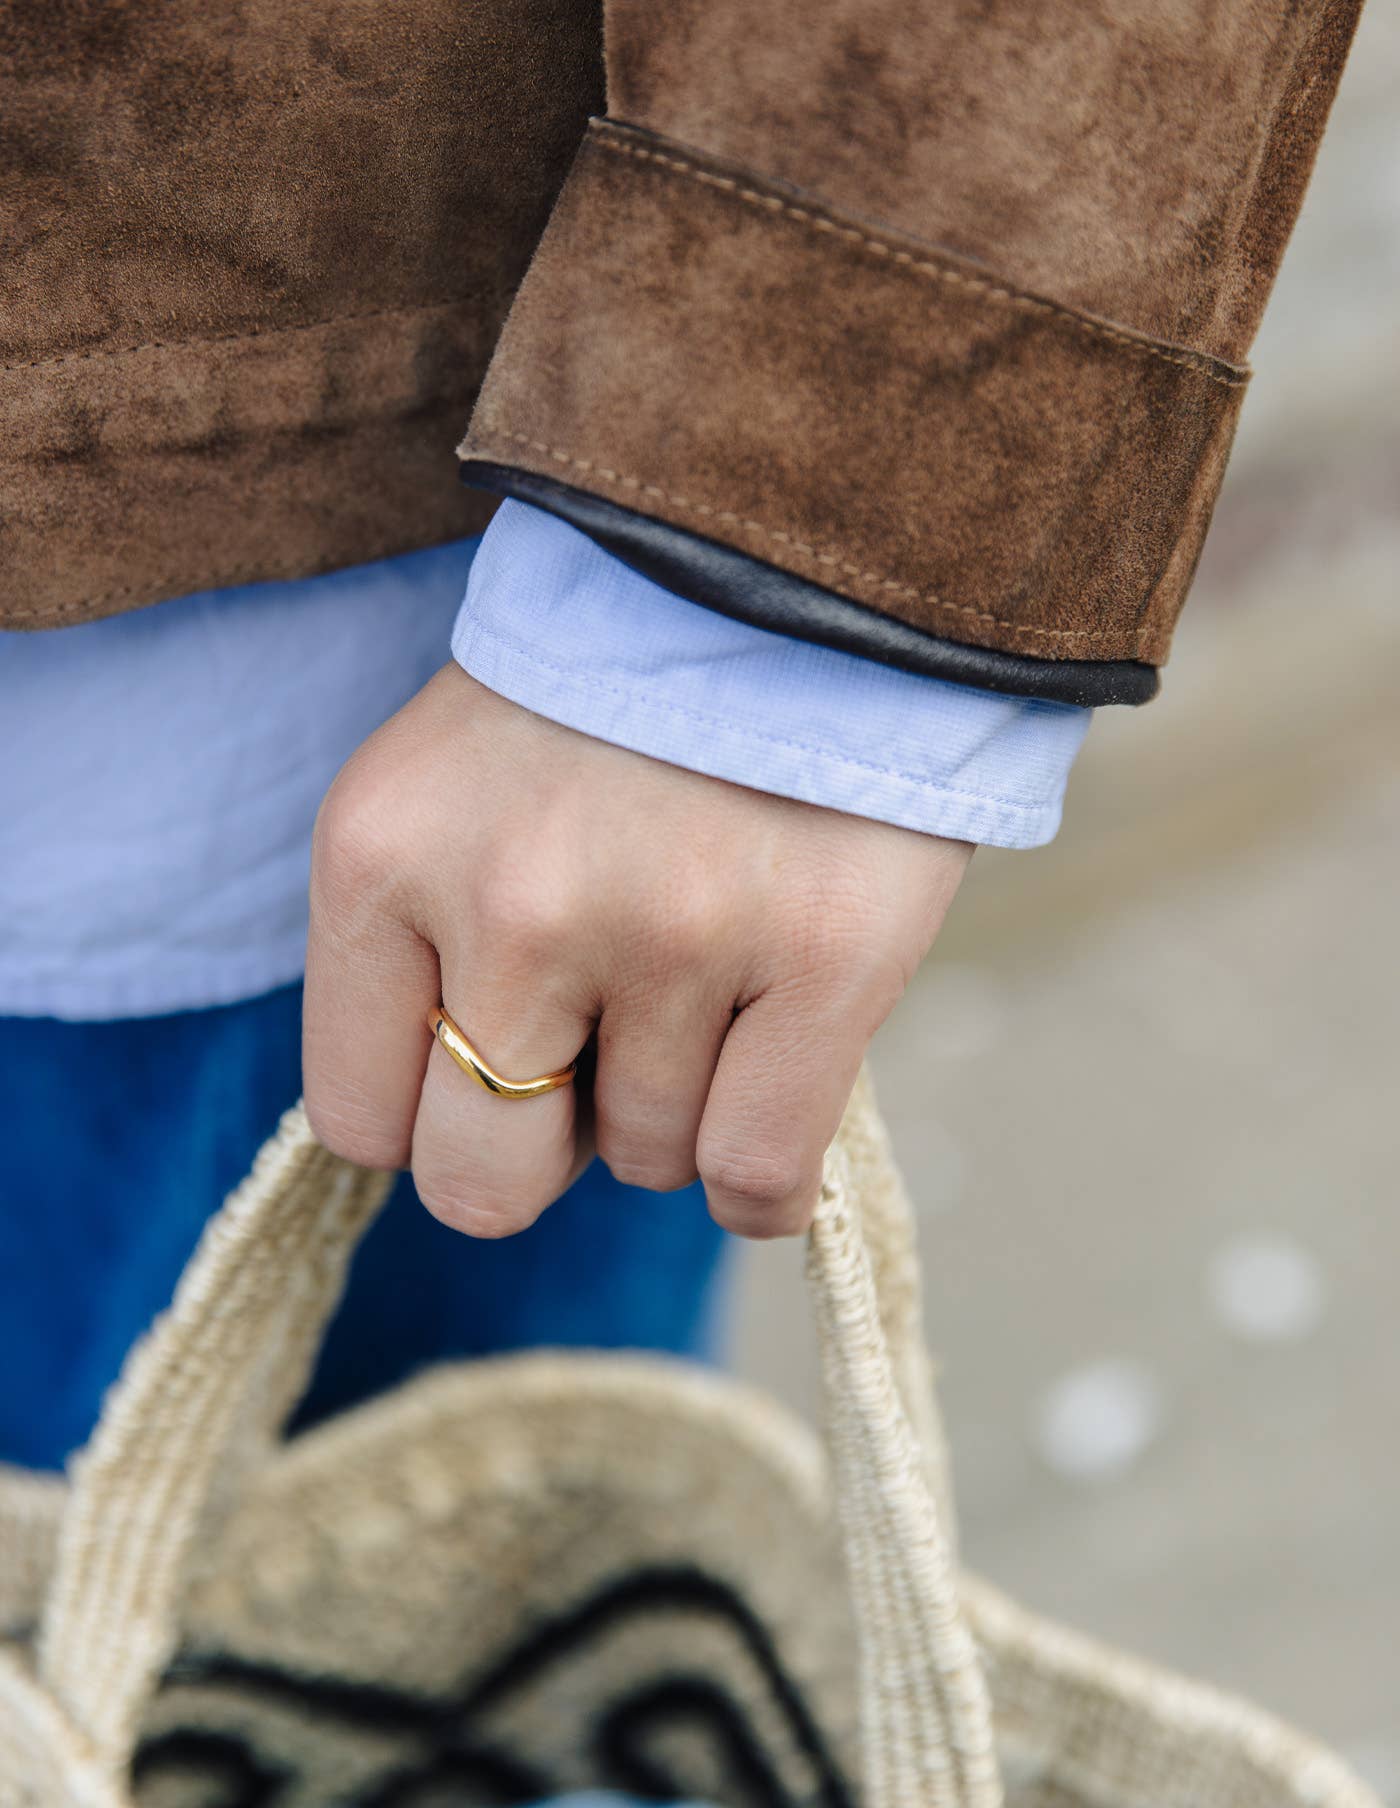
[0,1071,1380,1808]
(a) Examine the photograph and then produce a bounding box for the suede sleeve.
[458,0,1364,703]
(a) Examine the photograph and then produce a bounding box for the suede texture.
[603,0,1363,366]
[464,0,1362,672]
[1,0,602,627]
[3,0,1363,668]
[464,122,1250,666]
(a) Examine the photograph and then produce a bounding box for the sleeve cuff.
[459,118,1247,680]
[452,502,1090,851]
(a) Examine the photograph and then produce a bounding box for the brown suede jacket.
[1,0,1363,705]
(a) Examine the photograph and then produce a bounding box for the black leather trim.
[461,461,1160,707]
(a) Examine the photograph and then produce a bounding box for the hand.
[304,665,970,1239]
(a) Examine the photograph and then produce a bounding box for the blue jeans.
[0,984,730,1472]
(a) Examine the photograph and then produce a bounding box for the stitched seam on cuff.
[455,611,1067,818]
[470,425,1117,653]
[593,124,1249,392]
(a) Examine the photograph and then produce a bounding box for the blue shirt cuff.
[452,501,1090,850]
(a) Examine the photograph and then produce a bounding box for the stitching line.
[11,469,487,624]
[475,424,1106,649]
[8,561,327,621]
[593,129,1249,394]
[457,612,1062,816]
[2,293,478,376]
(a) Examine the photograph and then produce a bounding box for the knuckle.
[697,1142,807,1216]
[799,911,872,978]
[304,1093,410,1172]
[473,856,574,958]
[600,1133,699,1195]
[411,1160,546,1241]
[311,759,405,919]
[767,918,850,991]
[859,946,914,1019]
[652,889,725,973]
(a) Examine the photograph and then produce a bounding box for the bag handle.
[31,1075,1002,1808]
[810,1073,999,1808]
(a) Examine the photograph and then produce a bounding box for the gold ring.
[426,1006,577,1099]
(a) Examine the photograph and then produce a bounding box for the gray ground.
[733,9,1400,1788]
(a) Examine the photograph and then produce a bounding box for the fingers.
[694,830,969,1238]
[305,668,967,1247]
[592,985,733,1193]
[306,717,595,1231]
[303,761,440,1170]
[410,921,594,1240]
[697,971,895,1239]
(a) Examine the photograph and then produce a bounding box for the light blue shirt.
[455,503,1089,848]
[0,542,472,1019]
[0,504,1087,1020]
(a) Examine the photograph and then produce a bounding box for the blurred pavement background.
[733,5,1400,1789]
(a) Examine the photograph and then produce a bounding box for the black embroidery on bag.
[130,1728,289,1806]
[597,1675,799,1807]
[138,1564,855,1808]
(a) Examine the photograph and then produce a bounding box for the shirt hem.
[453,616,1068,850]
[0,936,308,1023]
